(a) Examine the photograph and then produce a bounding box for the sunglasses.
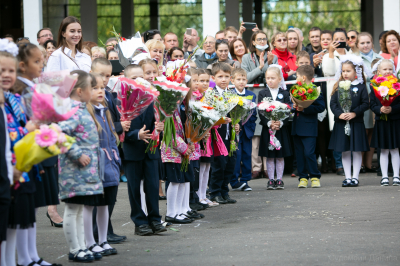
[347,35,357,40]
[276,38,287,42]
[17,37,29,42]
[216,39,228,44]
[256,38,268,42]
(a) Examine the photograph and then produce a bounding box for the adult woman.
[380,30,400,69]
[145,39,165,72]
[44,40,56,59]
[271,32,297,80]
[241,30,277,84]
[347,30,359,54]
[107,49,118,60]
[229,38,248,64]
[47,16,91,72]
[82,45,91,57]
[357,32,383,173]
[286,29,301,55]
[143,29,162,43]
[321,30,333,50]
[91,46,106,61]
[208,40,240,69]
[167,47,184,61]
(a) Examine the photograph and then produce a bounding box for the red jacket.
[272,48,297,80]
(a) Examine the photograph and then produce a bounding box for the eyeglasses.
[216,39,228,44]
[40,34,53,38]
[256,38,267,42]
[17,37,29,42]
[276,38,287,42]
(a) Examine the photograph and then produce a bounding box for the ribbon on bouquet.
[268,129,282,151]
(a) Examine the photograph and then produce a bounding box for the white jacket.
[47,47,91,73]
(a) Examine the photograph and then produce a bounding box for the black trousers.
[125,159,161,226]
[210,147,236,198]
[189,162,200,204]
[293,135,321,180]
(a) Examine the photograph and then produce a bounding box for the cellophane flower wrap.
[227,93,257,156]
[371,74,400,120]
[290,82,320,108]
[338,80,352,136]
[181,101,220,171]
[165,60,190,84]
[258,97,291,150]
[114,77,159,142]
[38,70,78,98]
[14,123,75,172]
[147,78,190,153]
[23,83,79,124]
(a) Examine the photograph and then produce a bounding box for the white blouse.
[46,47,91,73]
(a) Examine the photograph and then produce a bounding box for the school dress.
[370,86,400,149]
[328,82,370,152]
[258,87,292,158]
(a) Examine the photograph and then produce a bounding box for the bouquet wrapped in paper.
[258,97,291,150]
[337,80,353,136]
[181,101,221,171]
[114,77,160,142]
[201,89,237,125]
[228,93,257,156]
[371,74,400,120]
[290,81,320,108]
[146,78,190,153]
[23,83,79,124]
[38,70,78,98]
[165,59,191,83]
[14,123,75,172]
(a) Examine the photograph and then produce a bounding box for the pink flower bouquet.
[38,70,78,98]
[14,123,75,172]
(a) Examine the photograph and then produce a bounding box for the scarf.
[361,49,374,62]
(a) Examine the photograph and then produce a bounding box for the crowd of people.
[0,15,400,265]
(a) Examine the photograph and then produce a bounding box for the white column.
[23,0,43,45]
[383,0,400,32]
[202,0,220,38]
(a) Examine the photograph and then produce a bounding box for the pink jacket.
[201,125,228,157]
[161,110,188,163]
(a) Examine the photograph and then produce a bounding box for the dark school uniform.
[370,85,400,149]
[123,103,162,226]
[292,93,325,180]
[328,83,370,152]
[258,88,292,158]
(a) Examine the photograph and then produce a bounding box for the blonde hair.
[265,66,282,79]
[286,30,302,55]
[145,39,165,66]
[138,58,158,75]
[377,59,394,72]
[91,46,106,57]
[271,32,286,50]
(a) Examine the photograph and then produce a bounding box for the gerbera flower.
[35,128,58,147]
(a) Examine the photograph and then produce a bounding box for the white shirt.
[46,47,91,73]
[234,88,246,95]
[269,87,279,101]
[216,85,230,140]
[17,76,35,88]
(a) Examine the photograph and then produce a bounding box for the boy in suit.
[292,65,325,188]
[230,68,257,191]
[209,63,240,204]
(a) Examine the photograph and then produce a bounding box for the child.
[328,55,370,187]
[370,59,400,186]
[230,68,257,191]
[209,62,240,204]
[124,64,144,80]
[139,58,159,85]
[84,74,120,255]
[292,65,325,188]
[259,65,291,190]
[58,70,103,262]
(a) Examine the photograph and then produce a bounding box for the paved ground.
[36,172,400,266]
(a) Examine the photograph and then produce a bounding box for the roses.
[339,80,351,91]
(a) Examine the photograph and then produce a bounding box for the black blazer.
[292,94,325,137]
[330,83,369,123]
[105,90,123,134]
[370,84,400,121]
[258,88,290,127]
[123,103,160,161]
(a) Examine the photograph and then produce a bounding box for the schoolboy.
[124,64,144,80]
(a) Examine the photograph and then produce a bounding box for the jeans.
[333,151,343,168]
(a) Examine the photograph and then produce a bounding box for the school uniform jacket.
[370,85,400,121]
[291,94,325,137]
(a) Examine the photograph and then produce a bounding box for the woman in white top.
[47,16,91,72]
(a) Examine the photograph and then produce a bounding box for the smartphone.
[243,22,256,30]
[110,60,124,76]
[186,28,192,35]
[337,42,347,49]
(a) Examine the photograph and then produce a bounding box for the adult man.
[215,30,225,41]
[106,37,118,52]
[293,27,305,50]
[224,26,239,44]
[195,36,216,69]
[37,28,53,46]
[163,32,179,50]
[305,27,322,55]
[182,28,203,60]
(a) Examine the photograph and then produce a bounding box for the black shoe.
[197,201,209,209]
[85,248,103,260]
[350,178,359,187]
[365,167,377,173]
[393,177,400,186]
[209,195,227,204]
[189,210,204,218]
[380,177,389,186]
[36,258,62,266]
[107,234,125,244]
[267,179,276,190]
[342,179,351,187]
[165,215,192,224]
[68,249,94,262]
[360,166,366,173]
[109,233,127,242]
[46,212,63,228]
[222,194,236,204]
[159,195,167,200]
[189,203,205,211]
[336,168,345,176]
[150,221,167,234]
[242,184,252,191]
[275,180,284,189]
[134,224,153,236]
[88,243,110,257]
[99,242,117,255]
[231,182,246,191]
[184,211,203,219]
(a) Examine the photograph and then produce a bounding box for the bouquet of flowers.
[290,81,320,108]
[228,94,257,156]
[371,74,400,120]
[258,97,291,150]
[38,70,78,98]
[23,83,79,124]
[181,101,221,171]
[201,89,238,126]
[337,80,353,135]
[114,77,160,142]
[146,78,190,153]
[165,60,191,83]
[14,123,75,172]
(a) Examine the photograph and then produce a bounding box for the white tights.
[197,163,210,201]
[63,203,85,256]
[267,158,284,180]
[380,148,400,178]
[342,151,362,180]
[1,229,17,266]
[166,182,186,220]
[83,205,112,251]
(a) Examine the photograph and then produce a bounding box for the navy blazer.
[236,89,257,139]
[291,94,325,137]
[370,84,400,121]
[105,90,123,135]
[330,83,369,123]
[258,88,290,127]
[123,103,160,161]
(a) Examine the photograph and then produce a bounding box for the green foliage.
[291,82,319,101]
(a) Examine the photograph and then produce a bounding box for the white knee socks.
[63,203,86,256]
[342,151,362,180]
[16,229,31,266]
[140,180,148,216]
[166,182,179,218]
[197,163,210,201]
[181,182,191,214]
[2,229,16,266]
[267,158,275,180]
[380,148,400,177]
[352,151,362,180]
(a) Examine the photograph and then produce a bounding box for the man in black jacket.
[305,27,322,55]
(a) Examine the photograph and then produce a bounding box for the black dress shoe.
[107,234,125,244]
[150,221,167,234]
[209,195,227,204]
[85,248,102,260]
[46,212,63,228]
[165,215,192,224]
[360,166,366,173]
[159,195,167,200]
[88,243,110,257]
[182,211,201,219]
[68,249,94,262]
[36,258,62,266]
[187,210,204,219]
[222,194,237,204]
[197,202,209,209]
[189,203,205,211]
[99,242,117,255]
[134,224,153,236]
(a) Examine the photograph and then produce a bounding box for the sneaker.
[298,178,308,188]
[349,178,359,187]
[120,175,127,182]
[267,179,276,190]
[392,177,400,186]
[242,184,252,191]
[380,177,389,186]
[310,178,321,188]
[342,178,351,187]
[275,179,284,189]
[205,198,219,206]
[231,182,246,191]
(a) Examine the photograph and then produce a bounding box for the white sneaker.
[205,198,219,206]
